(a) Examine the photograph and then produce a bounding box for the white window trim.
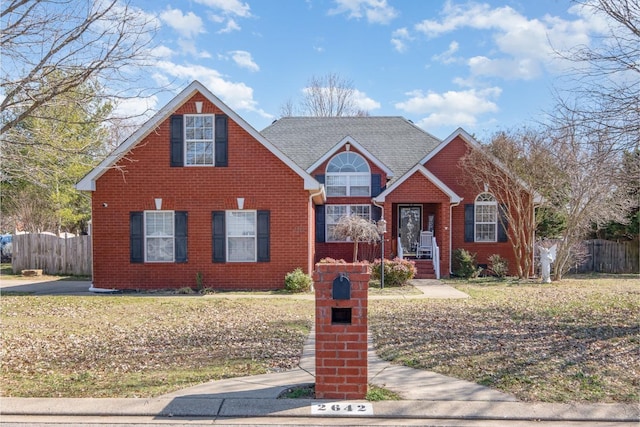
[226,210,257,262]
[325,152,371,197]
[184,114,215,167]
[144,210,175,263]
[325,204,371,242]
[474,193,497,242]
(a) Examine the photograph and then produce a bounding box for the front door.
[398,205,422,256]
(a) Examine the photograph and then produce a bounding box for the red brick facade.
[425,135,522,275]
[90,92,313,290]
[81,82,534,289]
[314,262,369,400]
[381,172,452,277]
[312,145,388,263]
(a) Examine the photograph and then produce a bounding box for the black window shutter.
[257,210,270,262]
[130,212,144,263]
[212,211,226,263]
[175,211,188,263]
[170,115,183,167]
[498,204,508,242]
[315,205,325,243]
[215,115,228,167]
[371,174,382,197]
[464,204,474,242]
[372,205,382,222]
[315,174,325,184]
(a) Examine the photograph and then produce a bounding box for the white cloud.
[195,0,251,17]
[391,27,412,53]
[177,39,211,58]
[155,61,272,119]
[228,50,259,72]
[432,41,460,64]
[150,45,175,59]
[414,1,604,80]
[112,95,159,121]
[395,86,501,127]
[329,0,398,25]
[353,90,381,111]
[468,56,541,80]
[217,18,241,33]
[160,8,205,39]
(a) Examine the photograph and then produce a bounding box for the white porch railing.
[432,236,440,279]
[398,235,441,279]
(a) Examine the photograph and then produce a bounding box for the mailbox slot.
[332,275,351,300]
[331,307,352,324]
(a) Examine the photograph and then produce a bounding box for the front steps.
[413,258,436,279]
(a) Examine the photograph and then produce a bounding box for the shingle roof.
[260,117,441,185]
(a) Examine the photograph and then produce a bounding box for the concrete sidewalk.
[1,278,638,425]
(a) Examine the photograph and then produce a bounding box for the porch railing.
[398,235,441,279]
[432,237,440,279]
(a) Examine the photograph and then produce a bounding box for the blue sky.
[123,0,612,140]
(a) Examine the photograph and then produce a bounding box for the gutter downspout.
[372,198,385,258]
[449,200,461,276]
[309,188,324,278]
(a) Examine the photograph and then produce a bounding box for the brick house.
[77,80,536,290]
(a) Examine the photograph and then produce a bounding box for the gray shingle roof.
[260,117,441,185]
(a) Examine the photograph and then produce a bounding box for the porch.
[387,203,445,279]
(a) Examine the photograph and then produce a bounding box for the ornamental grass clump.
[370,258,416,287]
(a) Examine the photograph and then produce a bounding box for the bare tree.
[465,125,634,281]
[279,97,298,117]
[552,0,639,151]
[542,123,634,279]
[1,0,159,136]
[459,129,548,279]
[332,215,380,262]
[280,73,369,117]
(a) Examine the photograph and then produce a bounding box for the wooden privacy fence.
[572,239,639,274]
[11,233,92,276]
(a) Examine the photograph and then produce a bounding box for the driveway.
[0,277,94,295]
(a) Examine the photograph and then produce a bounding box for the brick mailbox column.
[313,262,370,400]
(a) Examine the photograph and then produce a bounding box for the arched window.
[475,193,497,242]
[325,152,370,196]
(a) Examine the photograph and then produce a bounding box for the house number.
[311,402,373,416]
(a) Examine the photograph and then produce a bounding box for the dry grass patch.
[1,296,313,397]
[369,276,639,403]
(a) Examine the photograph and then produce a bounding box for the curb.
[2,397,638,423]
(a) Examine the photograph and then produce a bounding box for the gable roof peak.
[76,81,322,194]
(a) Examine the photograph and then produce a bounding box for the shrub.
[370,257,416,287]
[452,249,482,278]
[284,268,313,293]
[488,254,509,278]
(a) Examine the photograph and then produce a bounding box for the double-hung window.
[326,204,371,242]
[326,152,370,196]
[185,114,214,166]
[474,193,497,242]
[145,211,175,262]
[130,211,187,263]
[226,210,257,262]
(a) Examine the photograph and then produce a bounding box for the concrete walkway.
[1,277,638,425]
